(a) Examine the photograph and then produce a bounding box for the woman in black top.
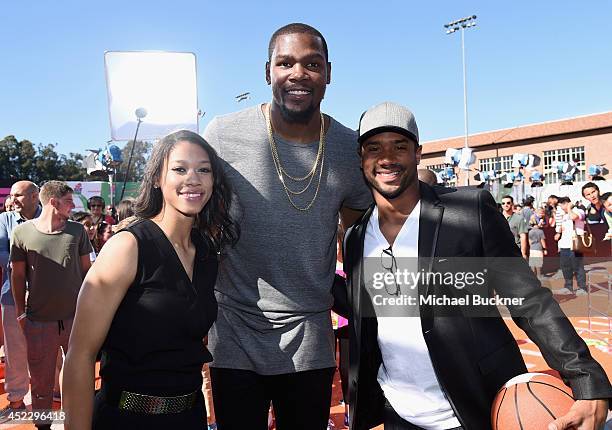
[64,130,238,429]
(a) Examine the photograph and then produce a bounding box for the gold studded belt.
[117,390,198,414]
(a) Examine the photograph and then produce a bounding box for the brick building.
[421,112,612,196]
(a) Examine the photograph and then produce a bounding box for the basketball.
[491,373,574,430]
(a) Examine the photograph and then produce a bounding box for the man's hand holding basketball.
[548,399,608,430]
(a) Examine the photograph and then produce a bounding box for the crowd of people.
[499,182,611,295]
[0,22,610,430]
[0,183,136,428]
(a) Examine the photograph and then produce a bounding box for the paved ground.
[1,267,611,429]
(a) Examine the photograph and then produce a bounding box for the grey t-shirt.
[203,105,372,374]
[506,213,528,247]
[10,219,92,321]
[528,227,545,251]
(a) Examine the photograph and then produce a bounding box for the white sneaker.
[554,287,573,295]
[575,289,588,296]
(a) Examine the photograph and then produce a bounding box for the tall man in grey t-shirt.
[11,181,92,430]
[203,23,371,429]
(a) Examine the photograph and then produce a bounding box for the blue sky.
[1,0,611,156]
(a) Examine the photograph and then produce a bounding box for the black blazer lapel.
[347,205,375,351]
[348,205,387,429]
[418,182,444,333]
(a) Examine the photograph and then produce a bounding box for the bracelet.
[16,313,27,321]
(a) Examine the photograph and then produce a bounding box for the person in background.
[95,222,113,253]
[3,196,14,212]
[521,195,535,225]
[501,195,529,259]
[554,197,587,296]
[575,200,587,212]
[115,198,135,222]
[514,203,523,214]
[105,205,117,224]
[602,192,612,241]
[582,182,605,224]
[71,212,97,263]
[0,181,40,421]
[528,217,547,278]
[529,206,547,228]
[112,198,137,234]
[546,194,563,229]
[87,196,115,227]
[417,168,437,186]
[10,181,92,430]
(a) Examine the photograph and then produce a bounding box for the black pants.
[211,366,335,430]
[384,401,463,430]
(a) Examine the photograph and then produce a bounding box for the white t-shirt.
[555,206,565,233]
[364,203,461,430]
[558,207,585,249]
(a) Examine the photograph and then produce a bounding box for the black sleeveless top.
[99,219,217,396]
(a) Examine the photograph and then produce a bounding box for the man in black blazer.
[343,102,611,430]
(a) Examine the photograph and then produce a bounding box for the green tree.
[34,143,61,183]
[0,135,15,180]
[0,135,36,180]
[59,153,87,181]
[0,135,148,184]
[0,136,88,183]
[15,139,36,179]
[118,140,151,182]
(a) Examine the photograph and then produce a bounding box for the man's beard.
[278,101,317,124]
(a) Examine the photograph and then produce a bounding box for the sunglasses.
[380,246,400,296]
[90,204,104,208]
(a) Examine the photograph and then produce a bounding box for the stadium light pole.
[445,15,477,186]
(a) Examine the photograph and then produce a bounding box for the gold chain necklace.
[265,104,326,211]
